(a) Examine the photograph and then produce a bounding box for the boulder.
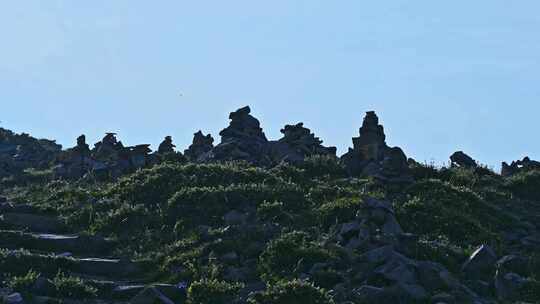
[450,151,478,168]
[496,254,529,276]
[494,271,527,301]
[157,136,176,154]
[184,131,214,161]
[461,244,497,280]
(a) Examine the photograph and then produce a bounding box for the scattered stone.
[3,293,23,304]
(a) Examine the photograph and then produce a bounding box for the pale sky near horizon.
[1,1,539,169]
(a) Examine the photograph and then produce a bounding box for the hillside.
[0,107,539,304]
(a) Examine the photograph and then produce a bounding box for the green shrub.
[259,232,333,282]
[257,201,294,225]
[112,162,281,206]
[6,269,40,294]
[187,279,243,304]
[248,279,334,304]
[299,155,346,179]
[396,179,506,247]
[317,197,362,228]
[167,183,306,227]
[51,271,97,299]
[505,170,540,201]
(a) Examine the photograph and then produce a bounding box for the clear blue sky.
[1,1,539,169]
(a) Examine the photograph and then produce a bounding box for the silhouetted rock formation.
[502,156,540,176]
[450,151,478,168]
[341,111,410,181]
[184,131,214,161]
[278,123,336,157]
[157,136,176,154]
[54,133,156,179]
[201,106,271,165]
[0,127,61,177]
[54,135,93,179]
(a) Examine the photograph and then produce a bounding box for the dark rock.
[223,210,248,226]
[450,151,478,168]
[387,283,429,303]
[274,122,336,161]
[3,293,23,304]
[341,111,411,181]
[461,245,497,280]
[496,255,529,276]
[416,261,456,292]
[494,271,527,301]
[157,136,176,154]
[352,285,389,303]
[184,131,214,161]
[202,106,270,165]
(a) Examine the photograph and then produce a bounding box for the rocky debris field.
[0,107,539,303]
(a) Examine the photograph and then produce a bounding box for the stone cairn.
[278,123,337,158]
[184,131,214,161]
[157,136,176,154]
[341,111,410,181]
[55,133,155,179]
[201,106,270,165]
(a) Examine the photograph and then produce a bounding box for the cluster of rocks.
[502,156,540,176]
[54,133,180,179]
[184,131,214,161]
[341,111,411,181]
[199,106,337,165]
[0,127,61,177]
[326,197,484,303]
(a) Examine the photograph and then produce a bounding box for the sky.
[1,1,539,169]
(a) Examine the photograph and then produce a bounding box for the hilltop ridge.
[0,107,539,304]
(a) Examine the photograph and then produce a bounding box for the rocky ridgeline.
[2,106,539,181]
[53,133,179,179]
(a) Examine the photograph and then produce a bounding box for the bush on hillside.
[247,279,334,304]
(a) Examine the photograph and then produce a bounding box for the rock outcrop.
[341,111,410,181]
[0,127,61,177]
[184,131,214,161]
[502,156,540,176]
[157,136,176,154]
[55,133,155,179]
[450,151,478,168]
[200,106,271,165]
